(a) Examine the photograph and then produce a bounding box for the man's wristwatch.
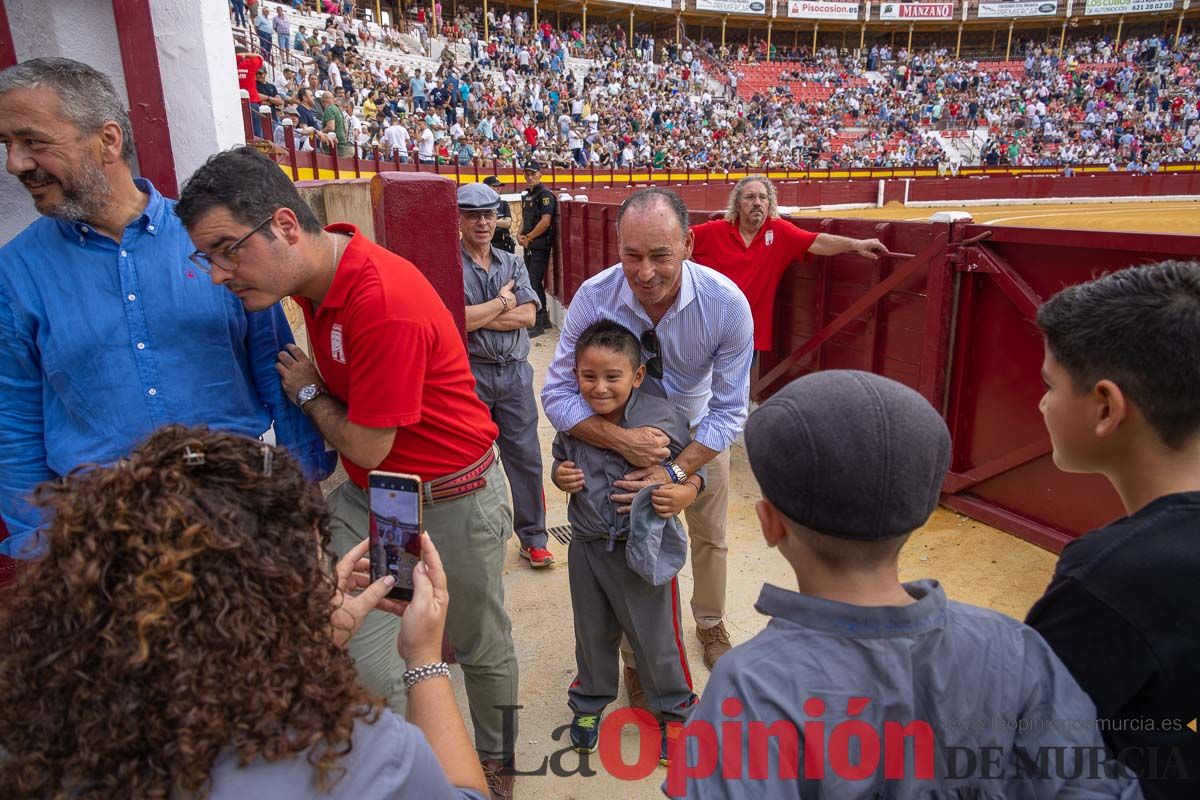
[663,460,688,484]
[296,383,325,409]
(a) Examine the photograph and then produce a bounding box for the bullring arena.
[1,0,1198,797]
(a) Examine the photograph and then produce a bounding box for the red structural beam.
[111,0,178,197]
[0,1,16,69]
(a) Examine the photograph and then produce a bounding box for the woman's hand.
[397,533,450,666]
[330,538,405,648]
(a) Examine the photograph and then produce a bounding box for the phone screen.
[368,474,422,602]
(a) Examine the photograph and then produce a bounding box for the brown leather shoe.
[624,665,650,711]
[480,759,514,799]
[697,622,732,670]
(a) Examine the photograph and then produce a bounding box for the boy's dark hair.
[175,146,324,236]
[1037,260,1200,449]
[574,319,641,371]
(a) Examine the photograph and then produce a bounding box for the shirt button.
[81,225,90,233]
[127,293,137,301]
[147,225,156,232]
[147,388,157,396]
[120,250,128,257]
[136,342,146,350]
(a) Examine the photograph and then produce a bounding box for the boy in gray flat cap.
[667,371,1141,799]
[551,320,702,763]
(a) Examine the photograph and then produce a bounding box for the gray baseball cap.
[457,182,501,211]
[745,370,951,540]
[626,484,687,586]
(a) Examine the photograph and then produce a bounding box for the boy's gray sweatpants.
[567,537,697,723]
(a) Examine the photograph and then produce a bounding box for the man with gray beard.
[0,58,329,560]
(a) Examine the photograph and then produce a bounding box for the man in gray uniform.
[669,371,1141,799]
[458,183,554,568]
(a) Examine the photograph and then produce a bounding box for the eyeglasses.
[188,216,274,275]
[640,329,663,380]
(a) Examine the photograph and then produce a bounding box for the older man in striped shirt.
[542,188,754,694]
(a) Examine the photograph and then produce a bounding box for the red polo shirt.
[294,224,497,488]
[691,218,818,351]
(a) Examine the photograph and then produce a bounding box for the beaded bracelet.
[403,661,451,690]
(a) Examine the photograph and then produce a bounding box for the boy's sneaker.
[519,545,555,567]
[660,721,682,766]
[570,713,601,753]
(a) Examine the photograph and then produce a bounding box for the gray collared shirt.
[461,244,540,364]
[552,386,699,544]
[668,580,1142,799]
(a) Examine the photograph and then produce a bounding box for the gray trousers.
[328,461,519,761]
[471,360,547,549]
[568,538,696,723]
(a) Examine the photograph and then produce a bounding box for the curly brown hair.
[0,425,382,799]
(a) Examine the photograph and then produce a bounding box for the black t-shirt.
[1026,492,1200,799]
[521,185,556,250]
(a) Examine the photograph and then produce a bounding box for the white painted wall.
[0,0,244,245]
[150,0,245,187]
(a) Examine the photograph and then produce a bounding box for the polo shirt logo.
[765,230,774,246]
[331,324,346,364]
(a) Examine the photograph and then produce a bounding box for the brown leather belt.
[421,446,496,505]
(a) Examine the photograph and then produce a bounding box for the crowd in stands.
[232,0,1200,171]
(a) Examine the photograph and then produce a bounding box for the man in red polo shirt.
[691,175,890,353]
[177,147,519,798]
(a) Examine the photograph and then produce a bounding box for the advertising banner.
[697,0,768,13]
[977,0,1059,16]
[788,0,861,18]
[879,2,956,19]
[608,0,674,9]
[1084,0,1172,12]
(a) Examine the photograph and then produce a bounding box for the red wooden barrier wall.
[554,199,1200,552]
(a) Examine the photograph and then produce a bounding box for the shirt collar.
[754,579,948,638]
[460,242,501,273]
[56,177,166,240]
[311,223,365,312]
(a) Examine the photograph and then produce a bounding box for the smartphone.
[368,471,423,602]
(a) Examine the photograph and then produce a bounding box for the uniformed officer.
[458,182,555,569]
[483,176,517,253]
[516,162,557,338]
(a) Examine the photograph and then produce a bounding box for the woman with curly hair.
[0,425,488,800]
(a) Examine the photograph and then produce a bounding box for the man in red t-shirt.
[691,175,890,352]
[177,147,519,797]
[235,46,262,104]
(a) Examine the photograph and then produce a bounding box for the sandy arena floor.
[812,199,1200,234]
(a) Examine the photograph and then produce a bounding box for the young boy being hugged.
[551,321,702,762]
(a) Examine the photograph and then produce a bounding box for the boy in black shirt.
[1027,260,1200,800]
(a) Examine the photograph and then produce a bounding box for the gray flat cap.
[745,370,951,540]
[457,182,501,211]
[626,484,687,585]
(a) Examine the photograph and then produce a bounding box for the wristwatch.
[663,460,688,484]
[296,383,325,409]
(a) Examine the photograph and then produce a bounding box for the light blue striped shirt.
[541,261,753,453]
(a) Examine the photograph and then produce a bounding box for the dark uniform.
[520,180,556,327]
[491,196,516,253]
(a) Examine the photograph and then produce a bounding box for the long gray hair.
[0,58,136,166]
[723,174,778,223]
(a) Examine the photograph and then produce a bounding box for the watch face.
[299,385,318,404]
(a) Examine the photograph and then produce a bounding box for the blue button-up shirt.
[0,179,330,557]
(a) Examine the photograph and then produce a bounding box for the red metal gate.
[553,200,1200,552]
